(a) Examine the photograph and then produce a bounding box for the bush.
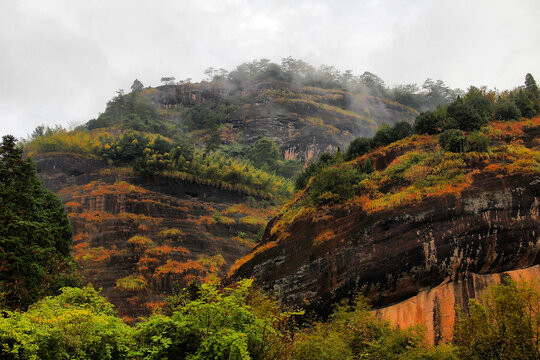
[494,99,521,121]
[439,129,468,153]
[345,137,371,161]
[454,279,540,360]
[467,132,490,152]
[309,165,360,205]
[414,111,440,134]
[0,286,134,359]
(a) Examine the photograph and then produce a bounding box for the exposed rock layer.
[374,265,540,343]
[232,172,540,341]
[35,153,272,320]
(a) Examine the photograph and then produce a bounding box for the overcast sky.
[1,0,539,138]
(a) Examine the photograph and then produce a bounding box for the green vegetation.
[414,74,540,135]
[5,279,535,359]
[291,296,458,360]
[454,279,539,360]
[27,129,293,200]
[0,286,134,359]
[0,136,78,309]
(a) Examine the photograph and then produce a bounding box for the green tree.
[0,135,78,309]
[248,138,280,170]
[494,99,521,121]
[447,98,488,131]
[345,137,371,161]
[525,73,539,101]
[0,286,133,359]
[133,279,295,360]
[454,279,540,360]
[131,79,144,92]
[414,111,441,135]
[439,129,468,153]
[513,88,537,118]
[309,164,360,205]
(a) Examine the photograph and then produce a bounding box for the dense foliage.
[5,279,535,359]
[26,129,294,200]
[0,136,78,309]
[454,279,540,360]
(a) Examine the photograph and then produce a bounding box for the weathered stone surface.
[374,265,540,343]
[231,173,540,338]
[143,83,418,161]
[34,153,271,320]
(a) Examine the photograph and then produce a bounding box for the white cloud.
[1,0,539,138]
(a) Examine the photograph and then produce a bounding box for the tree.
[248,138,280,170]
[0,286,134,359]
[345,137,371,161]
[447,98,488,131]
[414,111,441,134]
[513,89,537,118]
[494,99,521,121]
[0,135,78,309]
[160,76,176,85]
[439,129,468,153]
[525,73,539,101]
[454,279,540,360]
[130,79,144,92]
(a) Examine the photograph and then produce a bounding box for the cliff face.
[232,172,540,308]
[230,119,540,342]
[144,83,417,161]
[374,265,540,343]
[35,153,276,320]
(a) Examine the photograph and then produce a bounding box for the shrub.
[345,137,371,161]
[467,131,490,152]
[494,99,521,121]
[439,129,468,153]
[309,165,360,205]
[116,275,147,292]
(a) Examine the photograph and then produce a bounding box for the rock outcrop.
[374,265,540,343]
[230,119,540,342]
[143,83,418,161]
[35,153,276,320]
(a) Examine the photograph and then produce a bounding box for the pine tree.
[0,135,78,309]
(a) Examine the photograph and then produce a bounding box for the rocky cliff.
[230,117,540,342]
[35,153,277,320]
[143,83,417,161]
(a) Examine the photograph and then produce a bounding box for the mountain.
[28,65,421,319]
[230,116,540,343]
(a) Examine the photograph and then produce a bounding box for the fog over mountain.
[1,0,539,138]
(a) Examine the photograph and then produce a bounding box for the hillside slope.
[34,153,278,319]
[28,75,419,318]
[230,117,540,342]
[142,82,417,160]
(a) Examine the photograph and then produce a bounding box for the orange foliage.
[313,229,336,244]
[228,241,277,276]
[223,203,277,218]
[65,201,81,208]
[154,260,204,276]
[154,245,190,255]
[145,301,166,312]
